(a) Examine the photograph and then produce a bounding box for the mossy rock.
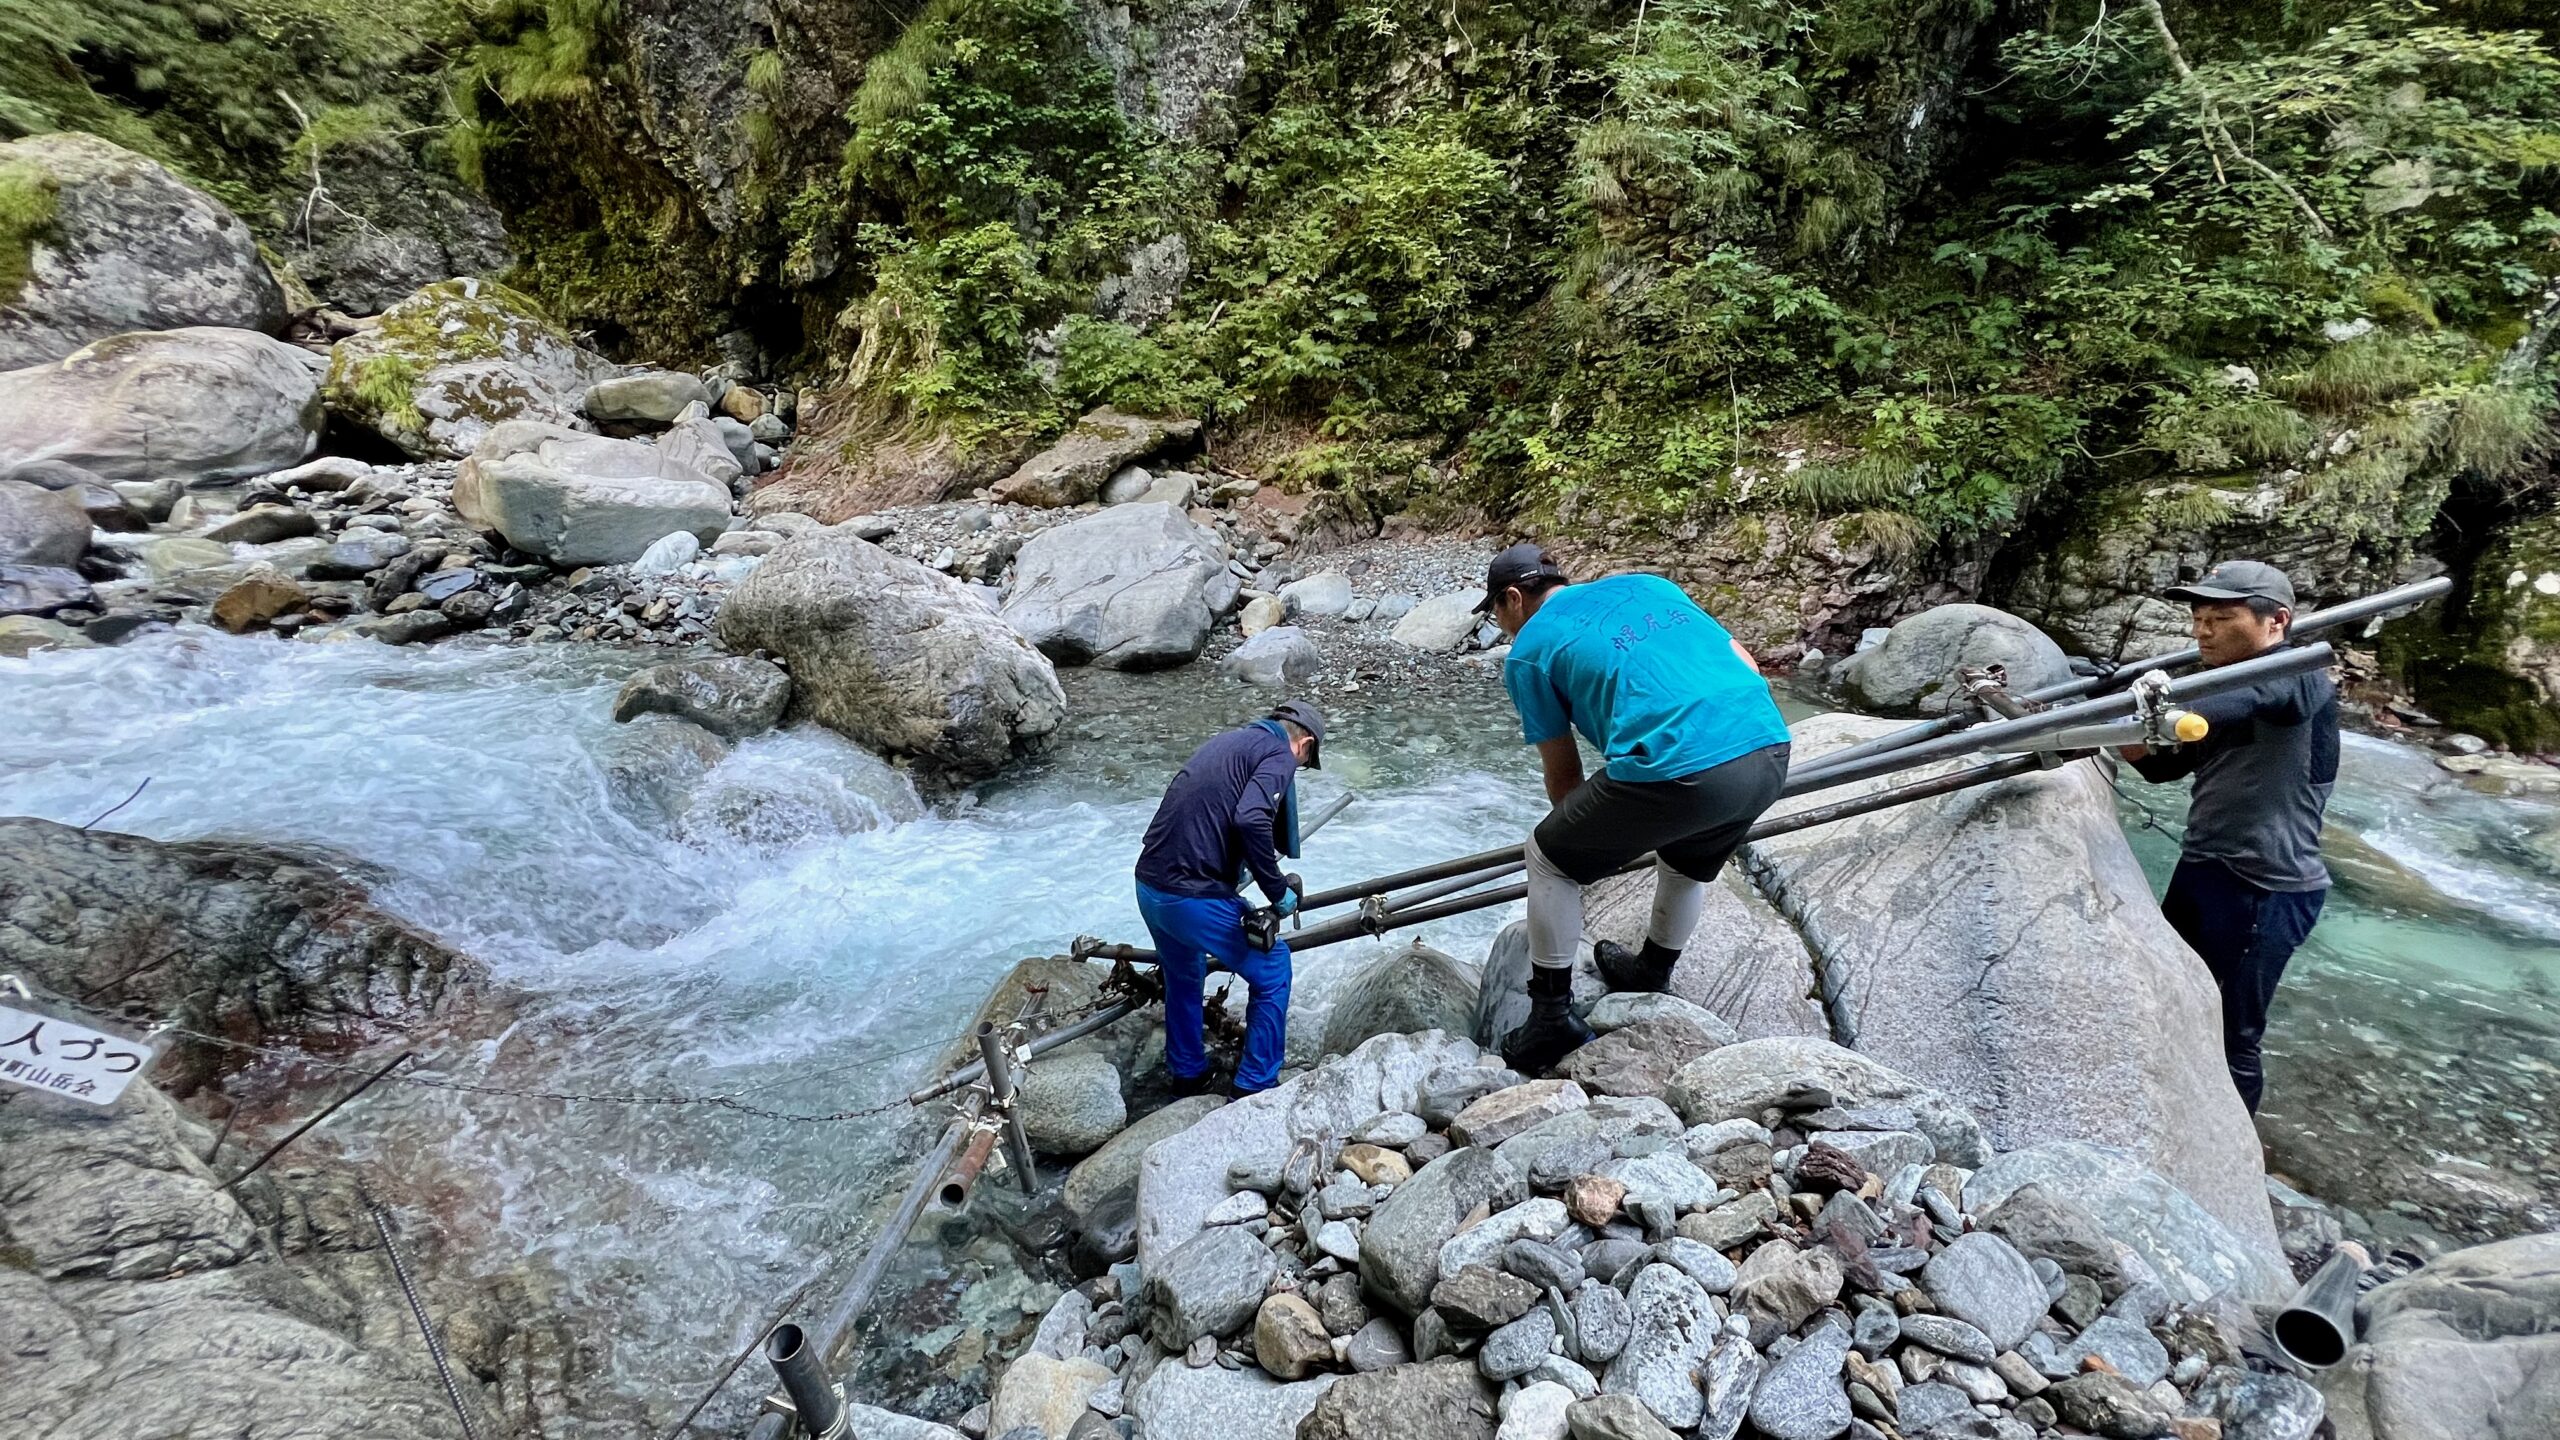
[322,278,617,458]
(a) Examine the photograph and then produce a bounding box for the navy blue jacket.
[1137,723,1299,904]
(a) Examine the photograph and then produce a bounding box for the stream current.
[4,629,2556,1429]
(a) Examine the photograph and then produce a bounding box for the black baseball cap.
[2165,559,2296,608]
[1472,542,1570,613]
[1269,699,1325,768]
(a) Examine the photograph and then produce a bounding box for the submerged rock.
[0,480,89,567]
[612,655,791,740]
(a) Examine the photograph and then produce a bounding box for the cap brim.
[1470,593,1496,614]
[2163,584,2251,603]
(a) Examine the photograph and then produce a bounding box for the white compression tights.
[1522,835,1708,971]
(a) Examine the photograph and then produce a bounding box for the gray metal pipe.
[1797,577,2448,779]
[978,1023,1037,1194]
[908,998,1141,1105]
[762,1324,847,1440]
[2274,1245,2370,1369]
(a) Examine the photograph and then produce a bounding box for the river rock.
[843,1407,969,1440]
[1435,1265,1544,1330]
[0,480,88,566]
[1748,1318,1853,1440]
[1483,1307,1560,1381]
[991,1353,1113,1440]
[1595,1151,1716,1213]
[1663,1036,1988,1168]
[0,564,90,616]
[1835,604,2073,715]
[1965,1142,2288,1305]
[2063,1315,2169,1388]
[1143,1226,1278,1349]
[1920,1234,2047,1351]
[586,371,712,424]
[1752,712,2283,1269]
[204,505,320,545]
[1361,1147,1530,1314]
[1254,1292,1331,1380]
[1279,571,1354,619]
[2046,1371,2172,1438]
[1500,1380,1576,1440]
[1016,1050,1128,1156]
[1604,1263,1720,1429]
[716,531,1068,784]
[994,408,1202,507]
[612,655,792,740]
[304,533,413,580]
[1063,1094,1224,1262]
[210,564,308,633]
[1573,1279,1632,1362]
[1898,1315,1995,1364]
[1001,502,1223,668]
[1391,590,1488,651]
[2321,1231,2558,1440]
[324,279,618,458]
[1566,1393,1678,1440]
[1735,1242,1840,1333]
[452,420,731,565]
[0,327,321,485]
[1347,1315,1411,1370]
[1321,942,1482,1056]
[1220,624,1320,685]
[1494,1095,1685,1180]
[1452,1081,1591,1150]
[1584,992,1739,1042]
[1560,1017,1725,1099]
[0,132,286,370]
[1125,1355,1338,1440]
[1297,1358,1497,1440]
[0,816,476,1093]
[1440,1199,1570,1280]
[0,614,89,653]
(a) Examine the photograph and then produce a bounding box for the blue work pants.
[1135,881,1292,1094]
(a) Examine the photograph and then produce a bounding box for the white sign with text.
[0,1003,156,1105]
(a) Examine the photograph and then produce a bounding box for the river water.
[3,630,2555,1429]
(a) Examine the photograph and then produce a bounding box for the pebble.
[1345,1316,1411,1372]
[1480,1307,1559,1381]
[2065,1314,2171,1388]
[1571,1281,1631,1363]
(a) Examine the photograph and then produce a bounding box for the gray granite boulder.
[1002,503,1224,669]
[0,328,320,485]
[454,420,731,565]
[1320,942,1482,1057]
[2321,1231,2559,1440]
[1063,1094,1223,1261]
[1362,1147,1529,1314]
[1965,1141,2289,1304]
[1835,603,2072,715]
[1142,1226,1279,1348]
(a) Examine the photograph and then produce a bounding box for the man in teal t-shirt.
[1481,543,1794,1071]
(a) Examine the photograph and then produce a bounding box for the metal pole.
[223,1049,413,1191]
[1302,843,1521,910]
[978,1022,1037,1194]
[762,1324,848,1440]
[909,998,1140,1105]
[1798,578,2446,777]
[1783,643,2334,796]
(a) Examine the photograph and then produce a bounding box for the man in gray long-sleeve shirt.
[2120,559,2337,1113]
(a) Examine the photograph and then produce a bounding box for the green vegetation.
[0,159,60,300]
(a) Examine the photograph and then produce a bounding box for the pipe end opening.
[2273,1310,2348,1369]
[766,1323,808,1364]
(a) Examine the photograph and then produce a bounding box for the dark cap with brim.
[1473,542,1570,613]
[1269,699,1325,768]
[2165,559,2296,608]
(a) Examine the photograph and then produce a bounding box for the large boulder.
[1836,603,2074,715]
[992,407,1201,507]
[1965,1142,2291,1305]
[1136,1030,1485,1270]
[1749,713,2283,1271]
[1000,502,1223,668]
[323,279,618,458]
[452,420,733,565]
[0,479,88,566]
[1579,868,1828,1042]
[715,531,1068,783]
[0,328,321,484]
[1663,1036,1987,1168]
[1320,942,1483,1057]
[2322,1231,2560,1440]
[1361,1147,1530,1314]
[0,816,479,1096]
[1062,1094,1225,1262]
[0,132,286,370]
[1392,591,1488,651]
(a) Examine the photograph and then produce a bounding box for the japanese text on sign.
[0,1003,156,1105]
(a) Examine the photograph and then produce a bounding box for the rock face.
[715,531,1068,783]
[611,655,792,739]
[1001,502,1224,668]
[323,279,619,458]
[452,421,733,564]
[2321,1231,2560,1440]
[993,408,1202,507]
[0,1073,511,1438]
[1748,712,2283,1271]
[1835,603,2074,714]
[0,479,88,566]
[0,328,322,484]
[0,132,286,370]
[275,134,511,317]
[0,816,479,1094]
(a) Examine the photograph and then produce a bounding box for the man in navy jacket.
[1134,700,1325,1096]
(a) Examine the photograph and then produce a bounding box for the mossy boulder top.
[0,131,287,371]
[323,279,620,460]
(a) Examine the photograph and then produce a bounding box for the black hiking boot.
[1503,964,1594,1074]
[1594,939,1680,994]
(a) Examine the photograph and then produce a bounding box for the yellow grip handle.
[2174,710,2210,743]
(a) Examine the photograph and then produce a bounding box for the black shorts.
[1534,742,1791,886]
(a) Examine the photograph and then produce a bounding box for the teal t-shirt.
[1502,574,1790,782]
